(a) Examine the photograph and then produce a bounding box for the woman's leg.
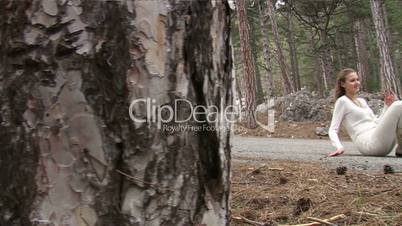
[372,101,402,155]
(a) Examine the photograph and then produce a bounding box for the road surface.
[232,136,401,172]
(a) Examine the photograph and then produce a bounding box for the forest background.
[232,0,402,129]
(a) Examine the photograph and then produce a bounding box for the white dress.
[329,95,402,156]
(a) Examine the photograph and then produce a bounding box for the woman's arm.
[328,98,346,155]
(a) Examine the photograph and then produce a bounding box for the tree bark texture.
[0,0,232,225]
[266,0,295,94]
[370,0,401,96]
[236,0,257,128]
[257,0,274,98]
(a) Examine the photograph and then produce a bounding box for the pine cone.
[384,164,394,174]
[336,166,347,175]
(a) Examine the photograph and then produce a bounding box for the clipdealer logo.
[128,98,275,132]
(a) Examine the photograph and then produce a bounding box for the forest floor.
[230,158,402,226]
[231,121,402,226]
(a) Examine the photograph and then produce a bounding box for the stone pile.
[268,89,385,123]
[274,89,331,122]
[254,89,385,137]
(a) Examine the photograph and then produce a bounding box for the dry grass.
[231,158,402,226]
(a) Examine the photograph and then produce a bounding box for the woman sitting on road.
[328,68,402,157]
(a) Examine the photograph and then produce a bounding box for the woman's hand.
[385,90,397,107]
[328,148,344,157]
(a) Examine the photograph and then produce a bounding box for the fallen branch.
[268,167,285,171]
[279,214,346,226]
[232,181,270,185]
[354,211,395,218]
[247,164,267,176]
[246,164,284,176]
[231,215,267,226]
[306,217,337,226]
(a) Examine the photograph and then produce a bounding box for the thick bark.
[353,19,370,91]
[266,0,295,94]
[0,1,232,226]
[370,0,401,96]
[236,0,257,128]
[257,0,274,98]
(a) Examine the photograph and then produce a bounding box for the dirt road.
[232,136,402,172]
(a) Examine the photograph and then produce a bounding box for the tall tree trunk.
[232,39,243,109]
[236,0,257,128]
[285,4,301,91]
[313,56,325,98]
[257,0,274,98]
[318,29,335,92]
[0,1,232,226]
[308,34,325,97]
[254,59,265,105]
[249,14,265,105]
[399,47,402,83]
[335,27,346,69]
[266,0,295,94]
[353,19,370,91]
[370,0,401,96]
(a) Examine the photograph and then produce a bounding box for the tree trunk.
[318,29,335,92]
[249,14,265,105]
[232,39,243,109]
[353,19,370,91]
[236,0,257,128]
[0,1,232,226]
[285,4,301,91]
[266,0,295,94]
[254,60,265,105]
[257,0,274,98]
[399,47,402,83]
[370,0,401,96]
[334,27,346,69]
[313,56,325,98]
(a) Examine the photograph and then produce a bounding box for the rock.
[315,127,328,136]
[277,89,329,122]
[256,102,268,113]
[367,99,383,115]
[275,90,384,123]
[41,0,59,16]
